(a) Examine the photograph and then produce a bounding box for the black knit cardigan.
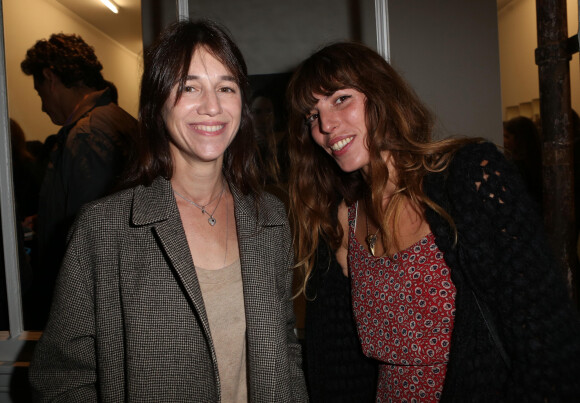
[305,142,580,402]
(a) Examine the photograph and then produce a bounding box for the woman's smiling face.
[307,88,371,173]
[163,46,242,166]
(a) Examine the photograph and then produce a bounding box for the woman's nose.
[319,110,339,134]
[197,91,222,116]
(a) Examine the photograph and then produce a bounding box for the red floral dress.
[348,203,456,402]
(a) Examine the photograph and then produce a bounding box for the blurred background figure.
[20,33,138,328]
[251,92,281,184]
[250,91,292,208]
[503,116,543,205]
[10,118,42,227]
[0,119,37,330]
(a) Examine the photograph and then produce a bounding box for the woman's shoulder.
[428,139,537,227]
[425,139,526,209]
[63,187,136,250]
[249,189,289,225]
[81,176,171,218]
[450,140,504,169]
[79,186,135,218]
[71,186,143,240]
[444,140,518,187]
[261,189,287,210]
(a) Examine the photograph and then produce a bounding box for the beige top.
[196,259,247,403]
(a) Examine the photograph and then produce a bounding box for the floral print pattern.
[348,203,456,402]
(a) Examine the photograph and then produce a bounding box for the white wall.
[498,0,579,120]
[187,0,376,75]
[388,2,504,145]
[3,0,142,142]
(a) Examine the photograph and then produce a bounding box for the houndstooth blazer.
[29,176,308,402]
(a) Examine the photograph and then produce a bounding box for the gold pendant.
[366,234,377,257]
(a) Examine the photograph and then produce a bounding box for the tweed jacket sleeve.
[425,142,580,402]
[29,194,112,402]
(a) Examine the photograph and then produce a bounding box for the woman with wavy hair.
[288,42,580,402]
[29,20,307,402]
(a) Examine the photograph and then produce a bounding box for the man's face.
[33,74,65,126]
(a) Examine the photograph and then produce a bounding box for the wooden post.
[535,0,578,301]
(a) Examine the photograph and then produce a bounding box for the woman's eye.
[184,86,196,93]
[305,113,319,125]
[335,95,351,104]
[218,86,236,93]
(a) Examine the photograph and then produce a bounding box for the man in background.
[21,33,137,328]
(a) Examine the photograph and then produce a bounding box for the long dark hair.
[287,42,479,292]
[122,19,262,195]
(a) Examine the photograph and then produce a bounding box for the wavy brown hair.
[121,19,262,195]
[287,42,480,294]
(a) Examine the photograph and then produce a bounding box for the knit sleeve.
[444,141,580,401]
[304,241,378,402]
[447,142,540,241]
[445,142,546,281]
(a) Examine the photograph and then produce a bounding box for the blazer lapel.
[232,186,287,400]
[131,177,213,341]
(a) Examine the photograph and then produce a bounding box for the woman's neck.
[362,159,398,207]
[171,167,225,206]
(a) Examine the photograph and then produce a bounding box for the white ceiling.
[56,0,142,55]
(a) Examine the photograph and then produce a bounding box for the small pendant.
[366,234,377,257]
[208,217,216,226]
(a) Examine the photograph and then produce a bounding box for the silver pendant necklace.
[174,183,225,226]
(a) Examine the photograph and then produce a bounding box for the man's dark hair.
[21,33,105,89]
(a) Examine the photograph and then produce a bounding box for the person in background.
[20,33,138,327]
[0,119,36,330]
[251,92,281,184]
[287,42,580,402]
[10,118,42,224]
[29,20,307,402]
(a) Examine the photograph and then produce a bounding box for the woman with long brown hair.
[29,20,307,402]
[288,42,580,402]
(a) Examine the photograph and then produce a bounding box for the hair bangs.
[293,58,351,114]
